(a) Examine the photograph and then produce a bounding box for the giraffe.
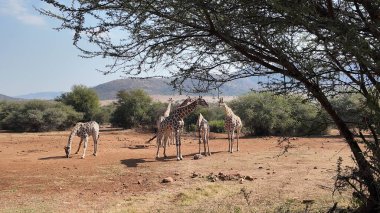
[197,113,211,156]
[155,96,193,148]
[156,98,173,140]
[146,97,192,144]
[64,121,100,159]
[156,96,208,160]
[167,96,193,146]
[163,97,173,117]
[219,98,242,153]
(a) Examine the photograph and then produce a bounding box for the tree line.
[0,86,369,138]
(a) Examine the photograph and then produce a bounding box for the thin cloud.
[0,0,46,27]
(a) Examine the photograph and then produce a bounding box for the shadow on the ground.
[120,158,156,167]
[38,156,67,160]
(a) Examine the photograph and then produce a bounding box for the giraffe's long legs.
[206,128,211,155]
[203,131,207,156]
[93,132,99,156]
[81,136,88,159]
[229,131,232,153]
[231,128,236,153]
[179,132,183,160]
[236,128,240,152]
[175,130,181,161]
[75,138,83,154]
[156,132,162,158]
[163,132,168,158]
[198,129,202,154]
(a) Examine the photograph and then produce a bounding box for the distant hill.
[11,77,258,101]
[0,94,20,101]
[92,77,258,100]
[15,92,64,100]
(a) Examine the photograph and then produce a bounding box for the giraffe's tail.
[145,134,157,144]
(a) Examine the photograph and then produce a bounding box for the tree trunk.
[301,78,380,211]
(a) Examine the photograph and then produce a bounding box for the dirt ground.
[0,128,354,212]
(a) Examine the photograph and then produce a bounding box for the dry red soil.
[0,128,354,212]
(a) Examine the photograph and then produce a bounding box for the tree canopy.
[40,0,380,210]
[56,85,100,121]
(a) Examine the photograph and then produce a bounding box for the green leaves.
[230,92,328,136]
[110,89,156,129]
[0,100,83,132]
[56,85,100,121]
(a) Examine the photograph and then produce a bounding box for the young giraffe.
[197,113,211,156]
[64,121,100,159]
[219,98,242,153]
[156,97,208,160]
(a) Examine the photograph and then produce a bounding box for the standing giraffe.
[147,97,192,144]
[168,96,193,146]
[64,121,100,159]
[219,98,242,153]
[156,97,208,160]
[156,98,173,137]
[197,113,211,156]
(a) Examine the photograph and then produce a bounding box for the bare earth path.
[0,129,353,212]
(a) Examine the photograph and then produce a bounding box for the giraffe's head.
[196,96,208,107]
[186,96,192,103]
[64,146,71,158]
[218,97,225,107]
[168,97,173,103]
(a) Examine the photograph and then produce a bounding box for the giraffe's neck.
[197,114,204,127]
[66,129,77,148]
[163,102,172,117]
[174,100,198,120]
[223,104,234,117]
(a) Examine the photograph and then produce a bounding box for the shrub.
[184,104,224,131]
[209,120,225,133]
[110,89,158,129]
[56,85,100,121]
[0,100,83,132]
[330,94,367,130]
[92,105,115,124]
[230,92,328,136]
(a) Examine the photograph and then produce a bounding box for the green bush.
[209,120,225,133]
[110,89,164,129]
[330,94,366,129]
[92,105,115,124]
[56,85,100,121]
[0,100,83,132]
[184,104,224,131]
[230,92,328,136]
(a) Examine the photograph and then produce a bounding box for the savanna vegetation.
[0,100,82,132]
[39,0,380,210]
[0,89,367,139]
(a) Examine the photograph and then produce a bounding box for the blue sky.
[0,0,122,96]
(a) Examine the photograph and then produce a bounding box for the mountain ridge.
[92,77,258,100]
[8,77,258,100]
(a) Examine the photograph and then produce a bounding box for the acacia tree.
[39,0,380,210]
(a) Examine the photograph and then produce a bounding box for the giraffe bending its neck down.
[64,121,100,159]
[156,96,208,160]
[219,98,242,153]
[197,113,210,156]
